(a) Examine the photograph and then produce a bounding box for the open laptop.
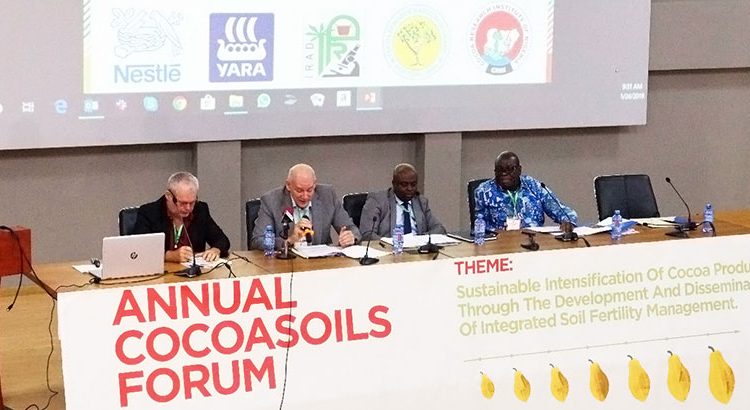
[90,233,165,279]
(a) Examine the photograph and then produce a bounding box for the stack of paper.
[380,234,460,248]
[291,245,343,259]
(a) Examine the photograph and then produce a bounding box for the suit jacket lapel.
[413,197,425,234]
[387,189,397,235]
[311,189,324,244]
[279,188,294,234]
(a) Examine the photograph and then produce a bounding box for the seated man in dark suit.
[251,163,360,249]
[360,163,446,240]
[133,172,230,263]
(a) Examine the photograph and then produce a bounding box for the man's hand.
[559,221,574,234]
[290,218,313,244]
[338,226,355,247]
[202,247,221,262]
[166,246,193,263]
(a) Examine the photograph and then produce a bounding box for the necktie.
[402,202,412,234]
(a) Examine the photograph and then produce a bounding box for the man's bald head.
[392,163,418,202]
[286,163,317,208]
[494,151,522,191]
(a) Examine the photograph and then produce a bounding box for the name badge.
[506,217,521,231]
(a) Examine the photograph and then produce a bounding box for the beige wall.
[1,0,749,264]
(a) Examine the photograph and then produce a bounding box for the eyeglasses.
[494,165,519,176]
[168,190,197,207]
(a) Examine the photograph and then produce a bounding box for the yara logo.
[218,16,267,61]
[210,13,274,82]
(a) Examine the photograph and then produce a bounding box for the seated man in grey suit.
[360,163,446,240]
[251,163,360,249]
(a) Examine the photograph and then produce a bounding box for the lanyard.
[173,224,184,248]
[508,191,520,217]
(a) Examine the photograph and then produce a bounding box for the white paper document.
[339,245,389,259]
[631,216,677,227]
[181,256,227,268]
[291,245,343,259]
[380,234,460,249]
[73,264,100,275]
[527,225,618,237]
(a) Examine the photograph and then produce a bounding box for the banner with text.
[58,235,750,409]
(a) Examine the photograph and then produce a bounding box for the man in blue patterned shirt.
[473,151,578,232]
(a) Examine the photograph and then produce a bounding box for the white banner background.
[59,235,750,409]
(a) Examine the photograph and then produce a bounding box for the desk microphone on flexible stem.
[359,216,380,265]
[413,192,442,254]
[277,208,296,260]
[665,177,697,238]
[176,227,201,278]
[540,182,578,242]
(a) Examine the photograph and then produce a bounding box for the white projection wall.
[0,0,650,150]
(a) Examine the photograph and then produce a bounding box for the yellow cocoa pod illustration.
[480,371,495,399]
[513,368,531,402]
[667,350,691,402]
[549,363,569,402]
[588,359,609,401]
[708,346,735,404]
[627,355,651,402]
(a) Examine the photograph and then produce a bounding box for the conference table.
[25,211,750,300]
[9,211,750,410]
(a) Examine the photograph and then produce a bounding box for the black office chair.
[245,198,261,250]
[594,174,660,220]
[342,192,369,228]
[118,206,140,236]
[467,178,490,230]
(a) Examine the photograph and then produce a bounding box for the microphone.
[359,216,380,265]
[176,225,201,278]
[540,182,578,242]
[413,192,442,254]
[665,177,697,236]
[301,215,314,244]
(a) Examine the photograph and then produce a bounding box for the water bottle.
[392,224,404,255]
[263,225,275,257]
[610,210,622,241]
[702,202,714,233]
[474,214,486,246]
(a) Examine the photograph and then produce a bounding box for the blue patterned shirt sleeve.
[473,175,577,230]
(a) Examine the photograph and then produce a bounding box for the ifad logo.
[384,7,447,79]
[210,14,274,82]
[469,4,529,75]
[304,15,361,78]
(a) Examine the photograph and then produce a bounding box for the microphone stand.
[520,230,539,251]
[359,216,380,265]
[176,226,201,278]
[412,193,442,254]
[665,177,697,238]
[276,221,296,260]
[417,233,442,254]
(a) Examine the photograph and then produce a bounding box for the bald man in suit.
[360,163,446,240]
[250,164,360,250]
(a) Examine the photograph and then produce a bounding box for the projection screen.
[0,0,651,150]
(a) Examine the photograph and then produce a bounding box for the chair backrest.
[245,198,261,250]
[342,192,369,228]
[594,174,660,220]
[118,207,140,236]
[467,178,490,230]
